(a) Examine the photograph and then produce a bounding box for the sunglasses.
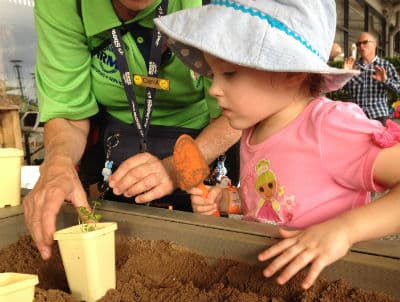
[356,40,374,47]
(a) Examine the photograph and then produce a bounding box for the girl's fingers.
[301,257,327,289]
[258,236,297,261]
[279,228,300,238]
[194,203,218,214]
[274,249,317,285]
[188,187,204,195]
[262,240,305,277]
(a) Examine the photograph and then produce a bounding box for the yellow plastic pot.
[0,148,24,208]
[54,222,118,302]
[0,272,38,302]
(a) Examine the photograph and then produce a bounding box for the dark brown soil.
[0,235,398,302]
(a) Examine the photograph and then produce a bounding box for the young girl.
[155,0,400,289]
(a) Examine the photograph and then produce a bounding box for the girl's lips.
[222,108,231,116]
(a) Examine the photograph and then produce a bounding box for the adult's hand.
[343,57,356,70]
[108,152,176,203]
[23,118,90,260]
[108,115,241,204]
[372,65,387,82]
[23,157,89,260]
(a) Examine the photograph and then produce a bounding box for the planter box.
[0,201,399,298]
[0,272,38,302]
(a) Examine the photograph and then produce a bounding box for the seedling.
[77,200,102,232]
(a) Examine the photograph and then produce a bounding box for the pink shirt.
[240,97,390,229]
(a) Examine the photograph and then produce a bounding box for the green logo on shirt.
[96,45,118,74]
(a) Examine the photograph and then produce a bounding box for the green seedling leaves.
[78,200,102,232]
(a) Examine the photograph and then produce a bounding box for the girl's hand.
[189,186,222,215]
[258,217,352,289]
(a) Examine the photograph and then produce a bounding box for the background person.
[155,0,400,289]
[23,0,241,260]
[344,32,400,125]
[329,42,342,62]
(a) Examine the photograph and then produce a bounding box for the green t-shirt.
[35,0,221,129]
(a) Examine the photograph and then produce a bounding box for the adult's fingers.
[122,172,163,198]
[110,153,174,200]
[41,181,89,249]
[23,188,51,260]
[109,152,157,187]
[24,172,88,260]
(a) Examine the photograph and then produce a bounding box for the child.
[154,0,400,289]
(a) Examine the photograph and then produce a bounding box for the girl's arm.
[258,144,400,289]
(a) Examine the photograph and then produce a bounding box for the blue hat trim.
[211,0,326,62]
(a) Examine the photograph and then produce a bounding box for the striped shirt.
[345,56,400,119]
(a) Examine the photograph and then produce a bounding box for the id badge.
[133,74,170,91]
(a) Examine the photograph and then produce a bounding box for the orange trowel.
[173,134,220,217]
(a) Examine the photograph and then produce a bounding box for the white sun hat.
[154,0,359,92]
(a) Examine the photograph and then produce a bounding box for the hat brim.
[154,5,359,92]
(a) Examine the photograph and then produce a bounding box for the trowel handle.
[196,182,220,217]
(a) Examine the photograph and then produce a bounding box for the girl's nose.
[208,80,223,98]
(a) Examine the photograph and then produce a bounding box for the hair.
[303,73,324,97]
[360,31,377,43]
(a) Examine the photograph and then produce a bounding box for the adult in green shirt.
[23,0,241,260]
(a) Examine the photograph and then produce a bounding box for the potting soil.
[0,235,398,302]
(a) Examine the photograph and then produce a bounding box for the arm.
[23,118,90,260]
[258,144,400,290]
[109,115,241,203]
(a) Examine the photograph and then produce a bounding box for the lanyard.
[109,0,168,152]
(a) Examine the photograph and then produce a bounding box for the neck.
[362,54,376,64]
[112,0,139,21]
[251,95,314,144]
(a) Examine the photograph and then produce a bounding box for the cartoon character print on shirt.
[254,160,296,225]
[254,160,283,224]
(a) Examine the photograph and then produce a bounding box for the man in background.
[344,32,400,125]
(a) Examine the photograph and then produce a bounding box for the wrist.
[162,156,179,190]
[42,155,74,169]
[337,213,358,247]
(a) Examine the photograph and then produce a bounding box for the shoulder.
[35,0,83,31]
[307,97,383,134]
[308,97,366,123]
[376,57,395,68]
[35,0,78,16]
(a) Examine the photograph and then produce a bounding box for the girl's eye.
[223,71,236,77]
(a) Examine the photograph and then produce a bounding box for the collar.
[358,55,378,66]
[81,0,163,37]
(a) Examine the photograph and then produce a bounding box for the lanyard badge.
[133,74,170,91]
